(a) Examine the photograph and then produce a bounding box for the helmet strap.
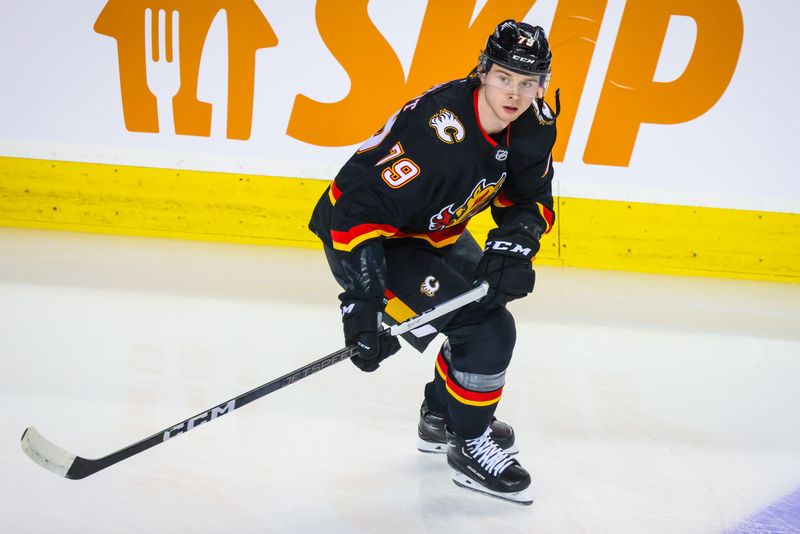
[533,88,560,126]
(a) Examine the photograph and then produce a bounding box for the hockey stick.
[21,282,489,480]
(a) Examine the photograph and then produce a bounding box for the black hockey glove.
[340,291,401,372]
[474,227,537,308]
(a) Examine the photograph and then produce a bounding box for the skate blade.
[451,470,533,505]
[417,439,519,456]
[416,438,448,453]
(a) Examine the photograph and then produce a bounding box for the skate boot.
[416,400,518,454]
[446,427,532,505]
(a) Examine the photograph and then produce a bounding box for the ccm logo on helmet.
[512,55,536,64]
[485,240,532,256]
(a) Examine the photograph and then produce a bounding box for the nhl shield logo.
[495,149,508,161]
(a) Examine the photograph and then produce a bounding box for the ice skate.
[416,400,518,454]
[446,427,532,505]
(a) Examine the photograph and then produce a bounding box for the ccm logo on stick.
[162,400,236,442]
[486,240,532,256]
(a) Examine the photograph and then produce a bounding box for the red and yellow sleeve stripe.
[330,220,467,252]
[435,353,503,407]
[491,193,554,235]
[492,191,514,208]
[393,221,468,249]
[537,202,554,234]
[328,180,343,205]
[330,223,398,252]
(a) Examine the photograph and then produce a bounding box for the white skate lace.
[466,427,514,476]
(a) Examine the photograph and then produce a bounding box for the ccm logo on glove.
[485,240,533,257]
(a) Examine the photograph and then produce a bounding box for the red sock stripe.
[436,351,503,406]
[435,349,502,406]
[434,351,448,380]
[446,376,503,405]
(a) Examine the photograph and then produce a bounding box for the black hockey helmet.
[481,19,552,76]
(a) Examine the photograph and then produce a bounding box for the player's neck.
[476,86,510,135]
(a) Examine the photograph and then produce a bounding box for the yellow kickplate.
[1,156,798,282]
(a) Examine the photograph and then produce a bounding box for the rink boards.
[1,155,797,282]
[2,1,799,282]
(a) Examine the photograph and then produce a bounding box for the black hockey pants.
[323,232,517,439]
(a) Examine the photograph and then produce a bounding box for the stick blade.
[21,427,77,478]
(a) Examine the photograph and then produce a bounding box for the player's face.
[480,65,544,123]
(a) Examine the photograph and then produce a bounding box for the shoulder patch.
[429,108,465,144]
[532,100,555,126]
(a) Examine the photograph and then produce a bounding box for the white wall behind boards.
[0,0,797,213]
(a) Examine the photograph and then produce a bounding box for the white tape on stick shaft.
[388,282,489,337]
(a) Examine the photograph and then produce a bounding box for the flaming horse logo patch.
[429,108,465,144]
[428,173,506,231]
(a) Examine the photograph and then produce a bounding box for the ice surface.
[2,228,799,533]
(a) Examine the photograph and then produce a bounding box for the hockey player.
[309,19,557,505]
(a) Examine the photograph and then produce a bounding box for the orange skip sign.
[94,0,743,164]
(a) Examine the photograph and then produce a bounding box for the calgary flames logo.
[429,108,465,144]
[420,276,440,297]
[428,173,506,231]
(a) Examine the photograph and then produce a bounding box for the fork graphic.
[144,8,180,135]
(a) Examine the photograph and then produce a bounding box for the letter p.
[584,0,744,166]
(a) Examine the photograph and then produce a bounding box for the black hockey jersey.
[309,77,556,257]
